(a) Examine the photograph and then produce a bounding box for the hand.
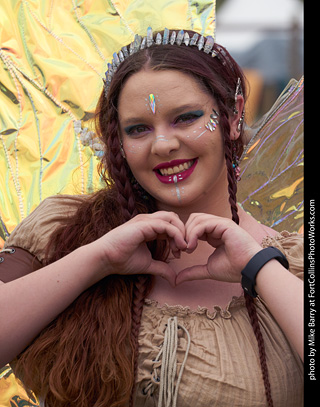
[175,213,262,285]
[92,211,187,286]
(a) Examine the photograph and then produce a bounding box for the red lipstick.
[153,158,198,184]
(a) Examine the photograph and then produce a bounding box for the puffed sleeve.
[0,194,86,282]
[262,231,303,280]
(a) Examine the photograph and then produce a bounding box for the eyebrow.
[120,103,204,127]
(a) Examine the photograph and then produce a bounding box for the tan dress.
[2,195,304,407]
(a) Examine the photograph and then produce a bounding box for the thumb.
[146,260,177,288]
[175,264,210,285]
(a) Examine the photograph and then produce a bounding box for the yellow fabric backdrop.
[0,1,303,405]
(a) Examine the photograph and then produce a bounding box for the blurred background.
[216,0,303,124]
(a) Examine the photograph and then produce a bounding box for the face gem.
[149,93,156,114]
[173,175,182,202]
[194,129,207,140]
[155,134,169,142]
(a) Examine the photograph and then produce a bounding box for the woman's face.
[117,69,230,210]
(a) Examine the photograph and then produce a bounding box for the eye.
[124,124,151,137]
[174,110,204,125]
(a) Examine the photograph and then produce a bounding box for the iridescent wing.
[238,77,304,233]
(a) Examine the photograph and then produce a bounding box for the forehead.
[118,69,211,116]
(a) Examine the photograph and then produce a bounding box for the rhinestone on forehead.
[103,27,216,97]
[149,93,156,114]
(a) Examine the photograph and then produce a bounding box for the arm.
[0,246,103,367]
[0,211,187,367]
[255,260,303,360]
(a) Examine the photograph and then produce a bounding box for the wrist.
[72,243,112,286]
[241,246,289,297]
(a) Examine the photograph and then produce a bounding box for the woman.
[0,29,303,407]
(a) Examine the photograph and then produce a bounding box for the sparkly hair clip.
[103,27,216,97]
[74,120,104,158]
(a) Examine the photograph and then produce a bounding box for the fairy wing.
[238,77,304,234]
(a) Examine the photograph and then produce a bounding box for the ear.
[229,95,245,141]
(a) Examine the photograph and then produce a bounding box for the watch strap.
[241,246,289,297]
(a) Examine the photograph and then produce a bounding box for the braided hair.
[100,33,273,406]
[13,32,273,407]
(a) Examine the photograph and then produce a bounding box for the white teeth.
[159,160,194,176]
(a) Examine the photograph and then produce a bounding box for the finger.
[150,211,185,235]
[146,259,177,287]
[143,221,187,250]
[175,264,210,285]
[185,215,236,250]
[186,224,216,251]
[184,214,213,249]
[167,235,182,258]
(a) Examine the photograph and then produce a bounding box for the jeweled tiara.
[103,27,219,97]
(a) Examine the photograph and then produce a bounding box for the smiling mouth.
[154,159,198,184]
[157,160,195,176]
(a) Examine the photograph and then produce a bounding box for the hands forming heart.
[96,211,262,287]
[174,213,262,286]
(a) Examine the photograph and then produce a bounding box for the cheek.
[122,139,150,177]
[184,129,216,153]
[125,143,142,155]
[122,137,144,157]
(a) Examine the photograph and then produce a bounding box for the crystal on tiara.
[133,34,142,52]
[163,28,170,44]
[118,50,124,62]
[147,27,153,47]
[140,37,146,49]
[184,32,190,46]
[204,36,214,54]
[113,52,120,67]
[107,62,113,76]
[190,33,199,46]
[176,30,184,45]
[197,35,205,51]
[156,33,162,45]
[121,46,129,58]
[169,31,176,45]
[104,27,220,98]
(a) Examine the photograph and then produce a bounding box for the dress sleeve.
[262,231,303,280]
[0,194,85,282]
[0,248,42,283]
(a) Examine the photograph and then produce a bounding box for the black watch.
[241,246,289,297]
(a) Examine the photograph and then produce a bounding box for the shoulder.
[262,231,303,280]
[239,208,303,278]
[4,194,90,262]
[238,207,278,243]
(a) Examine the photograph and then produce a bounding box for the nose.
[150,129,180,156]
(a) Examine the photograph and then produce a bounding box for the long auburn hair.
[12,32,273,407]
